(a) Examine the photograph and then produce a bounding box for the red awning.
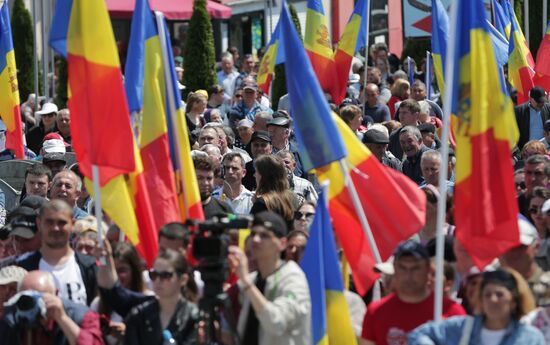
[106,0,232,20]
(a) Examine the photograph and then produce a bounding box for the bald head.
[19,271,57,294]
[365,83,381,106]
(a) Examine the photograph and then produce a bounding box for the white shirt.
[212,186,253,215]
[480,327,506,345]
[39,254,87,305]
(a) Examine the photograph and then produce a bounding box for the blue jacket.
[408,315,545,345]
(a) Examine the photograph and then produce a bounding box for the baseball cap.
[237,119,254,128]
[418,123,436,134]
[0,266,27,285]
[252,211,288,238]
[393,240,430,260]
[8,206,38,239]
[518,214,538,246]
[267,117,290,127]
[250,130,271,143]
[362,129,389,144]
[74,215,107,235]
[243,82,258,91]
[43,152,67,164]
[20,195,48,210]
[36,102,58,116]
[530,86,547,104]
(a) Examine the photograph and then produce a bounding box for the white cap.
[0,266,27,285]
[542,199,550,214]
[374,256,394,275]
[36,102,58,115]
[42,139,66,154]
[518,214,538,246]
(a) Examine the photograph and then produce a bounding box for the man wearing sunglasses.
[225,211,311,345]
[26,102,59,155]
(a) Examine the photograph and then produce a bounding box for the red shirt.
[361,292,465,345]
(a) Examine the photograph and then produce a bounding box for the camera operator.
[225,211,311,345]
[0,270,103,345]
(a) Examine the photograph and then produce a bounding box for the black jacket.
[514,102,550,150]
[16,251,98,306]
[124,298,198,345]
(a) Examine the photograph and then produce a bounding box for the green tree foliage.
[11,0,34,101]
[183,0,217,97]
[54,58,68,108]
[271,3,302,110]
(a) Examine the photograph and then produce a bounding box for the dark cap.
[394,240,429,261]
[252,211,288,237]
[545,120,550,132]
[418,123,436,134]
[243,82,258,91]
[20,196,48,210]
[530,86,547,103]
[8,206,38,239]
[250,130,271,143]
[363,129,389,144]
[43,152,66,164]
[267,117,290,127]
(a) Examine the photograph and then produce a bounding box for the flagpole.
[434,0,457,323]
[524,0,529,46]
[338,159,382,264]
[362,0,371,116]
[32,0,38,111]
[41,0,48,99]
[92,165,106,267]
[156,11,191,215]
[544,0,548,36]
[425,51,431,100]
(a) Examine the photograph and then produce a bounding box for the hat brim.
[9,227,36,239]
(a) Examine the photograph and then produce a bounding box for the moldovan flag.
[305,0,337,101]
[124,0,181,230]
[492,0,511,38]
[449,0,520,269]
[0,1,24,158]
[317,115,426,295]
[257,22,284,94]
[504,0,535,104]
[431,0,448,96]
[332,0,369,104]
[49,0,158,266]
[301,191,357,345]
[158,13,204,221]
[533,23,550,92]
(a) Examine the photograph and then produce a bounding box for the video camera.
[4,290,46,328]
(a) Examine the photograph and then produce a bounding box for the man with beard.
[193,156,233,219]
[16,200,97,306]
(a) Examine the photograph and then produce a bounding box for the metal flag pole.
[32,0,39,111]
[544,0,548,37]
[434,0,458,323]
[425,50,432,100]
[41,0,48,99]
[92,165,104,247]
[362,0,371,116]
[524,0,529,46]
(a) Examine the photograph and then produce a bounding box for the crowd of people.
[0,41,550,344]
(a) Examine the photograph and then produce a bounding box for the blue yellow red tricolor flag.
[280,1,346,171]
[304,0,337,101]
[49,0,157,266]
[492,0,511,38]
[301,191,357,345]
[158,13,204,222]
[431,0,448,96]
[0,1,24,158]
[257,22,285,95]
[332,0,369,104]
[316,115,426,294]
[124,0,182,231]
[504,0,534,104]
[449,0,520,268]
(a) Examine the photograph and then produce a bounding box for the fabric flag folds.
[332,0,369,104]
[301,191,357,345]
[449,0,520,269]
[492,0,511,38]
[534,22,550,92]
[504,0,534,104]
[257,22,284,94]
[0,1,24,158]
[49,0,157,266]
[124,0,182,230]
[316,115,426,294]
[304,0,337,101]
[280,2,346,172]
[431,0,448,96]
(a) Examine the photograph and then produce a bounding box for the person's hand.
[228,245,250,284]
[109,321,126,338]
[42,293,66,323]
[93,238,113,265]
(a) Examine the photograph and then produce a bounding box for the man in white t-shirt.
[16,199,97,306]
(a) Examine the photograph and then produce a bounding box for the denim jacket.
[408,315,545,345]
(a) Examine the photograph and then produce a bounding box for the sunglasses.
[294,211,315,220]
[235,94,243,98]
[148,269,176,281]
[42,113,56,118]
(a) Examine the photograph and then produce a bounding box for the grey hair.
[421,150,441,166]
[275,150,295,163]
[221,52,234,63]
[52,169,82,192]
[200,144,221,156]
[525,154,550,176]
[255,111,273,122]
[399,125,422,142]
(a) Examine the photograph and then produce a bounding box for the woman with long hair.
[527,186,550,237]
[185,91,208,131]
[408,268,543,344]
[251,155,298,230]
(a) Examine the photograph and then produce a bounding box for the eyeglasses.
[235,94,243,98]
[148,269,176,281]
[294,211,315,220]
